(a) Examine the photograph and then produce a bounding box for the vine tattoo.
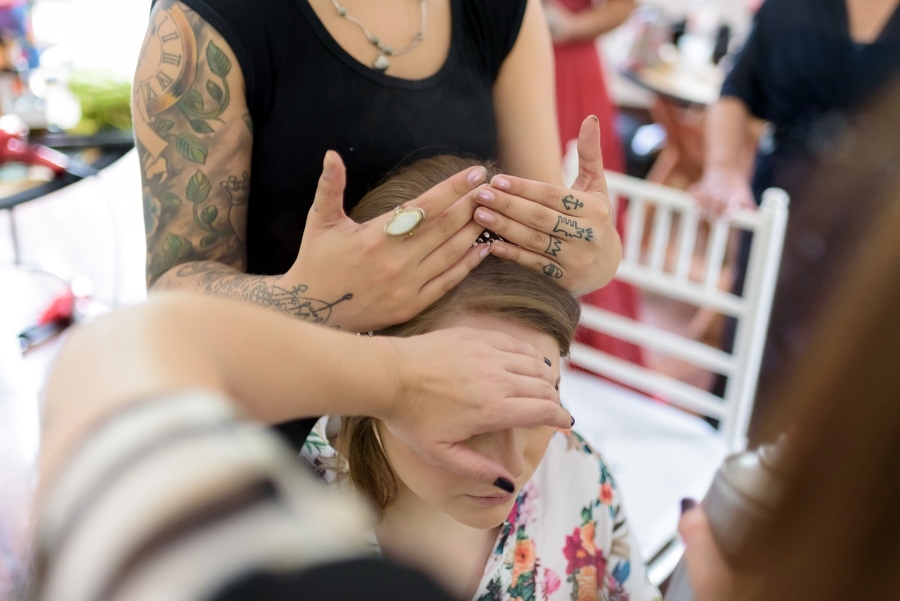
[542,264,563,279]
[545,236,562,258]
[134,1,251,286]
[552,216,594,242]
[174,263,353,325]
[561,194,584,212]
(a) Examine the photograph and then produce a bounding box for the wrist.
[367,336,410,422]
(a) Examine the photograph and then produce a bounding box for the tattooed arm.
[134,1,263,293]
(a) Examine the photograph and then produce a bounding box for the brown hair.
[732,82,900,599]
[339,156,581,513]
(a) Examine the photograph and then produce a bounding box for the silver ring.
[383,206,426,238]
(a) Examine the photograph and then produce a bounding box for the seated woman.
[301,156,659,601]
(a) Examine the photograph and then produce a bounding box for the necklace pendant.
[373,54,390,71]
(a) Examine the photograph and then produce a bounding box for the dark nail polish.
[570,415,575,427]
[680,498,697,514]
[493,478,515,494]
[555,383,560,392]
[544,357,552,367]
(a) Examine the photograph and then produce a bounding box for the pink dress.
[552,0,644,365]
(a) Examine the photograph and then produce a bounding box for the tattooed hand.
[472,115,621,295]
[282,151,491,333]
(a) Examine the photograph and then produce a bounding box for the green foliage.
[206,80,224,102]
[206,41,232,78]
[186,170,211,204]
[67,69,132,133]
[175,135,208,164]
[163,233,192,260]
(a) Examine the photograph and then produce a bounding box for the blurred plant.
[67,69,132,134]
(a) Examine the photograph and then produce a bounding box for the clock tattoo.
[134,4,200,182]
[134,4,198,117]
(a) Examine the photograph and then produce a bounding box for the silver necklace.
[330,0,427,72]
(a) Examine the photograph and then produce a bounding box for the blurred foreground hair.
[738,80,900,600]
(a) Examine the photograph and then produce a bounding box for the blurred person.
[677,80,900,601]
[689,0,900,425]
[133,0,622,448]
[544,0,643,365]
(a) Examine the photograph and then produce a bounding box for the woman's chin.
[448,496,516,530]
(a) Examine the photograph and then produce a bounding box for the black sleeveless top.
[720,0,900,198]
[167,0,528,275]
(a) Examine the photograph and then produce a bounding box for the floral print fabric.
[303,420,660,601]
[472,431,659,601]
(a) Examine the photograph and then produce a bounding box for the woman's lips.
[465,492,515,506]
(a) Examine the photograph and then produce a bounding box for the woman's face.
[377,313,561,530]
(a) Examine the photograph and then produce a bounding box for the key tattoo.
[553,216,594,242]
[561,194,584,211]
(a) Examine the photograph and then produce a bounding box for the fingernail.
[476,188,496,203]
[494,477,515,494]
[323,151,335,177]
[490,243,507,257]
[468,166,487,185]
[680,498,697,514]
[475,209,495,225]
[491,176,511,191]
[555,382,560,391]
[570,414,575,427]
[590,114,599,123]
[544,357,552,367]
[478,244,491,258]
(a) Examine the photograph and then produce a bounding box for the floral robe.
[302,420,661,601]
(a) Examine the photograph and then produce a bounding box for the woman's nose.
[494,429,526,480]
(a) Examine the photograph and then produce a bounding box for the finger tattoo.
[553,216,594,242]
[543,263,563,279]
[545,236,562,257]
[561,194,584,211]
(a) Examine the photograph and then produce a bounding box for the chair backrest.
[570,172,789,451]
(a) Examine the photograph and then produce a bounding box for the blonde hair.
[339,156,580,513]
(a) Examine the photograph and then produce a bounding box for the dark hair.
[736,80,900,599]
[339,156,581,512]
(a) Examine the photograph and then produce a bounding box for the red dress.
[552,0,644,365]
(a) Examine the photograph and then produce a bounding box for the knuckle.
[528,229,547,250]
[541,187,558,207]
[531,206,554,229]
[436,212,457,238]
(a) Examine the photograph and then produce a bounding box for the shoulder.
[459,0,529,73]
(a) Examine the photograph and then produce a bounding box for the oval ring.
[383,206,426,238]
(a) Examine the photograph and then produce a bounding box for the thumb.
[310,150,348,224]
[572,115,607,194]
[433,443,517,494]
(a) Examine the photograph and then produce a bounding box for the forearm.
[704,97,752,173]
[41,294,400,483]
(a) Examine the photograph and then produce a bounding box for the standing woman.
[133,0,622,446]
[133,0,620,319]
[543,0,643,363]
[690,0,900,427]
